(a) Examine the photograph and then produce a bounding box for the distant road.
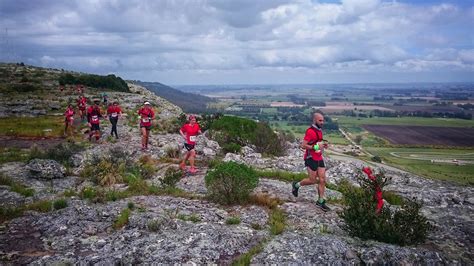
[338,128,373,157]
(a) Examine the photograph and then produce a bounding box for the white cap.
[144,101,151,105]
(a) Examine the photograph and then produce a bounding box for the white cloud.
[0,0,472,83]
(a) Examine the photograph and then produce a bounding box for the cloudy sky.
[1,0,473,85]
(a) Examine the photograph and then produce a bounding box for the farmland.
[363,125,474,147]
[367,147,474,185]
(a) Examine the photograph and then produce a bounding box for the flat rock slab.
[0,196,269,265]
[252,231,448,265]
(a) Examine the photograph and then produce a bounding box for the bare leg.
[317,167,326,200]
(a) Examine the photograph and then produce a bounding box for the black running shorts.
[91,124,100,131]
[184,143,195,151]
[304,158,325,171]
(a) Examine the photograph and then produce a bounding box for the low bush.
[209,116,285,156]
[81,147,134,186]
[225,216,241,225]
[147,219,162,232]
[177,213,201,223]
[165,145,181,159]
[371,155,382,163]
[340,169,432,246]
[160,167,183,188]
[222,142,241,154]
[53,198,68,210]
[0,174,35,197]
[269,208,286,235]
[205,161,259,205]
[113,208,131,229]
[29,142,85,167]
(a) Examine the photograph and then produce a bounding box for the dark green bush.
[58,73,129,92]
[204,161,258,205]
[53,198,68,210]
[29,142,85,167]
[160,167,183,188]
[209,116,285,156]
[222,142,241,153]
[371,155,382,163]
[340,171,432,246]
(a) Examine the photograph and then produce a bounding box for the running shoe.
[316,200,331,212]
[292,181,299,197]
[189,167,197,174]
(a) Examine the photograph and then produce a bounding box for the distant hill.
[136,81,215,113]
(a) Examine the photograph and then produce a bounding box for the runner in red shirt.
[291,112,331,211]
[64,104,75,137]
[77,95,87,121]
[107,101,122,139]
[87,99,103,142]
[179,115,202,173]
[137,101,155,150]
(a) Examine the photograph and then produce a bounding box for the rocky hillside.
[0,63,473,265]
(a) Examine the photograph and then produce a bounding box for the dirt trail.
[0,136,65,150]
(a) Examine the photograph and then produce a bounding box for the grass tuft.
[226,216,241,225]
[113,208,131,230]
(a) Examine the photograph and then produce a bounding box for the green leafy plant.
[269,208,286,235]
[205,161,259,205]
[340,170,432,246]
[53,198,68,210]
[113,208,131,229]
[160,167,183,188]
[225,216,241,225]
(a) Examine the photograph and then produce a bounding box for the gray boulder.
[26,159,66,180]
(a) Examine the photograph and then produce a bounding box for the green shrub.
[177,213,201,223]
[0,174,35,197]
[209,116,284,156]
[59,73,129,92]
[205,161,258,205]
[138,155,157,179]
[251,223,263,230]
[340,170,432,246]
[29,142,85,166]
[28,200,53,212]
[225,216,241,225]
[80,187,97,199]
[53,198,68,210]
[81,147,133,186]
[147,219,162,232]
[160,167,183,188]
[383,191,405,205]
[0,206,25,223]
[113,208,131,229]
[165,145,181,158]
[371,155,382,163]
[269,208,286,235]
[222,142,241,154]
[127,201,135,210]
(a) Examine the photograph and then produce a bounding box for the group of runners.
[63,96,202,174]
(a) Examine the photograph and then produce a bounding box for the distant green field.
[261,108,278,114]
[335,116,474,128]
[367,147,474,185]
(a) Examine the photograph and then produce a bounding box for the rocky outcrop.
[25,159,66,180]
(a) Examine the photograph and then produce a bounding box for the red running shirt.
[107,106,122,118]
[303,127,323,161]
[87,106,102,125]
[138,108,154,126]
[181,123,201,145]
[64,108,74,122]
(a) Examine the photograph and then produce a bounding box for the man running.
[87,99,103,142]
[77,95,87,121]
[137,101,155,150]
[107,101,122,139]
[179,115,202,173]
[292,112,331,211]
[64,104,75,137]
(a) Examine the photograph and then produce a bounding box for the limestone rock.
[26,159,66,180]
